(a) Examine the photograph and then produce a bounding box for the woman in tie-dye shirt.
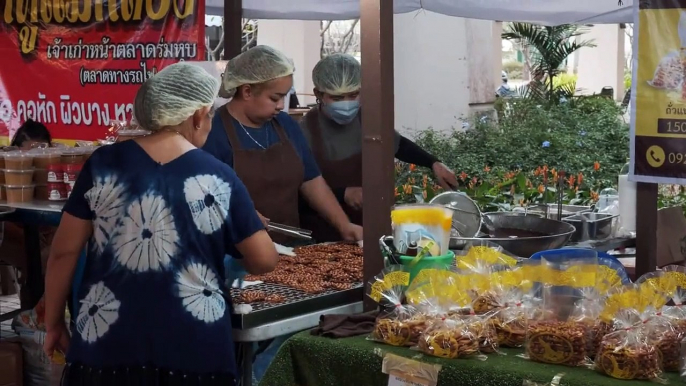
[43,63,279,386]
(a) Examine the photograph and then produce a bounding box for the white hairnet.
[219,45,295,98]
[312,53,361,95]
[134,63,220,131]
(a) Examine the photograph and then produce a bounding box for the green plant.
[503,61,524,79]
[502,23,595,104]
[624,72,632,91]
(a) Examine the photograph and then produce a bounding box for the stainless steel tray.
[563,212,618,242]
[525,204,592,220]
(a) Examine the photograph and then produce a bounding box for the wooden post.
[635,182,658,277]
[223,0,243,59]
[360,0,394,311]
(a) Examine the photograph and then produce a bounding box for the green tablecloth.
[260,332,682,386]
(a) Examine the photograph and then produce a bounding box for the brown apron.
[219,106,304,245]
[300,108,363,242]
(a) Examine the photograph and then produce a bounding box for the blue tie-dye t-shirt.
[62,140,264,376]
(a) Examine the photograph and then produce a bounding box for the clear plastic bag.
[366,265,418,346]
[525,258,599,367]
[416,315,485,360]
[595,308,667,381]
[647,266,686,372]
[569,287,613,359]
[647,50,682,90]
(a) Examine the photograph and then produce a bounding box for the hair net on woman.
[134,63,220,131]
[218,45,295,98]
[312,53,361,96]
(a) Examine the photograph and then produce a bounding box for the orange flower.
[484,166,491,173]
[577,172,583,185]
[471,177,478,185]
[394,187,399,197]
[422,190,428,200]
[590,190,599,202]
[538,185,545,194]
[567,175,575,188]
[526,179,533,188]
[409,164,417,171]
[542,165,549,176]
[504,171,516,180]
[459,172,468,181]
[403,184,412,194]
[408,177,415,184]
[534,167,541,177]
[468,182,475,189]
[422,174,428,188]
[551,169,558,183]
[593,161,600,171]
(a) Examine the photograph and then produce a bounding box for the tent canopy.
[205,0,633,26]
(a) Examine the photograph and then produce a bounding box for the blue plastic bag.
[225,255,247,287]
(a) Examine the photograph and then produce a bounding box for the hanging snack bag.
[595,308,668,381]
[525,258,600,367]
[367,265,420,347]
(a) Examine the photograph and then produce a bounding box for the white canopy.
[205,0,633,26]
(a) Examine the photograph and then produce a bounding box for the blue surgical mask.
[323,100,360,125]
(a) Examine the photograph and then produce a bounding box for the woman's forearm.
[301,176,350,231]
[44,252,80,330]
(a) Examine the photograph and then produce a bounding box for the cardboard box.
[0,341,23,386]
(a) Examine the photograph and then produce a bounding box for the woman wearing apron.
[202,46,362,383]
[299,53,459,242]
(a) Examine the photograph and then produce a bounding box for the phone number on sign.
[667,152,686,164]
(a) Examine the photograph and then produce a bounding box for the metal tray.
[230,283,363,329]
[563,212,618,242]
[525,204,592,220]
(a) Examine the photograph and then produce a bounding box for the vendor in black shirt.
[299,53,458,242]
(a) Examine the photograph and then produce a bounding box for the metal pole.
[223,0,243,59]
[360,0,394,310]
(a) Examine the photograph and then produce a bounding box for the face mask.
[323,100,360,125]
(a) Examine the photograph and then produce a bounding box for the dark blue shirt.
[63,140,263,376]
[203,111,320,182]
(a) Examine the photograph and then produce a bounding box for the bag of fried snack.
[568,287,614,360]
[638,268,686,372]
[366,265,420,347]
[525,257,601,367]
[456,246,515,315]
[595,307,668,381]
[414,310,486,360]
[484,266,537,349]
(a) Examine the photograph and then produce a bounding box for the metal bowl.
[450,212,576,257]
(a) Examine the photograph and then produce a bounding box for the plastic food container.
[35,184,48,200]
[64,163,82,183]
[6,184,35,203]
[4,169,35,185]
[46,182,67,201]
[60,148,85,165]
[66,181,75,197]
[34,169,48,184]
[47,164,64,182]
[391,204,454,256]
[4,151,34,170]
[32,150,63,169]
[117,129,150,142]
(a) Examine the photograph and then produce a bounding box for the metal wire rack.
[230,281,363,312]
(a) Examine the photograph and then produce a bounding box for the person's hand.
[256,211,270,228]
[432,162,458,190]
[43,322,70,360]
[344,187,363,210]
[338,223,363,241]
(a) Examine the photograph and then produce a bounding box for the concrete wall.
[257,15,501,136]
[256,20,320,106]
[575,24,625,100]
[393,12,499,136]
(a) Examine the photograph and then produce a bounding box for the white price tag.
[388,374,429,386]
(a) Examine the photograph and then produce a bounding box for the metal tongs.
[267,222,313,240]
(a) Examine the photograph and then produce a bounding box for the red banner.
[0,0,206,143]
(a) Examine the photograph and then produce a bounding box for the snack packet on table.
[456,240,520,270]
[595,307,668,381]
[525,257,600,367]
[637,268,686,372]
[366,265,421,347]
[414,310,486,360]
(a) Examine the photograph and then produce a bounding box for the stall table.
[261,332,681,386]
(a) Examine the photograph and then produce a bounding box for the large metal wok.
[450,212,576,258]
